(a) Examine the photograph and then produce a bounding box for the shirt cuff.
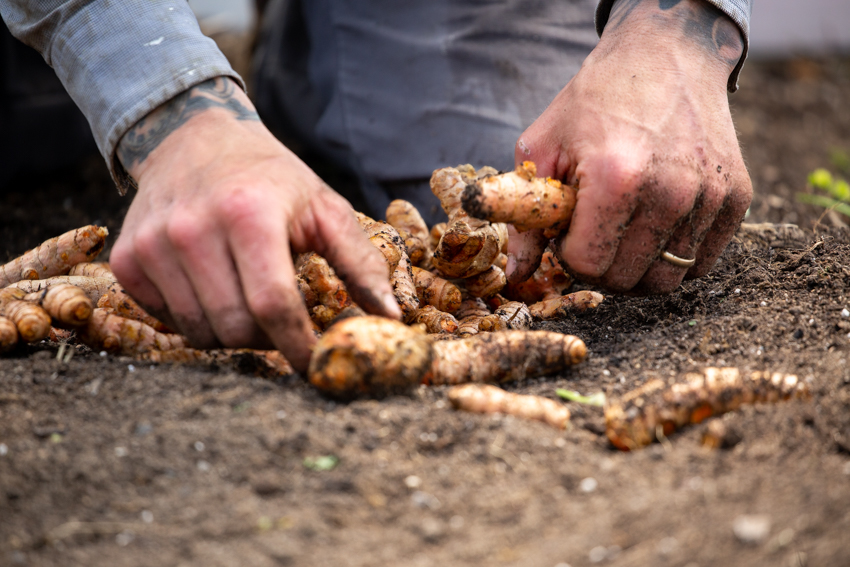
[594,0,751,92]
[46,1,244,194]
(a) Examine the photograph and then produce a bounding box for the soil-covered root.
[386,199,430,242]
[605,367,811,451]
[504,249,571,303]
[461,161,577,232]
[106,283,171,332]
[298,253,356,330]
[68,262,115,280]
[430,165,508,278]
[407,305,458,335]
[494,301,533,330]
[8,276,115,304]
[24,283,93,328]
[462,265,506,299]
[411,267,461,313]
[454,298,505,336]
[354,212,405,274]
[79,308,186,356]
[529,291,605,320]
[0,316,18,352]
[0,225,109,287]
[448,384,570,429]
[396,227,427,266]
[0,288,51,342]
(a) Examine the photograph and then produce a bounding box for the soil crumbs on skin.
[2,57,850,567]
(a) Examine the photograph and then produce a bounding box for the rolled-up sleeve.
[594,0,753,92]
[0,1,243,193]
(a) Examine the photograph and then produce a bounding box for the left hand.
[509,0,752,294]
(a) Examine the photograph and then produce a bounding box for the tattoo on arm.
[606,0,743,66]
[118,77,259,171]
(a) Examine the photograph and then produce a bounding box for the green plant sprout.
[556,389,606,407]
[797,163,850,218]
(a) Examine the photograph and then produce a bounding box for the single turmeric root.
[68,262,116,280]
[23,283,93,328]
[461,161,577,232]
[0,316,18,352]
[407,305,459,335]
[430,165,508,278]
[454,298,506,336]
[297,253,355,330]
[107,283,171,332]
[411,266,462,313]
[448,384,570,429]
[494,301,532,330]
[605,367,811,451]
[0,288,51,343]
[528,291,605,320]
[461,265,507,299]
[386,199,430,243]
[8,275,115,304]
[79,309,186,355]
[308,316,586,396]
[0,225,109,287]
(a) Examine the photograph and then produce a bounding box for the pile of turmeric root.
[0,162,809,450]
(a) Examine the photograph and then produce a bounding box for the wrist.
[596,0,744,89]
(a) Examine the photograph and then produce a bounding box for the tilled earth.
[1,57,849,567]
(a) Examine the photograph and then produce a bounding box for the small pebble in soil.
[842,308,850,318]
[194,441,205,452]
[115,531,135,547]
[99,351,107,357]
[602,369,611,376]
[114,446,128,457]
[141,510,154,524]
[733,514,771,544]
[411,490,441,510]
[405,475,422,489]
[554,438,567,448]
[735,288,741,294]
[276,410,287,420]
[127,364,135,373]
[0,443,7,456]
[579,477,598,493]
[760,301,767,307]
[197,460,211,472]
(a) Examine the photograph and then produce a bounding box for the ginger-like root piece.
[494,301,532,330]
[8,276,115,304]
[430,166,508,278]
[0,225,109,287]
[386,199,429,242]
[0,288,51,343]
[454,298,505,336]
[79,309,186,355]
[308,316,586,396]
[68,262,116,280]
[429,223,447,250]
[461,161,577,232]
[407,305,458,335]
[0,316,18,352]
[505,249,572,304]
[462,265,506,299]
[48,327,74,343]
[528,291,605,320]
[411,267,462,313]
[605,367,811,451]
[107,283,171,332]
[396,227,427,266]
[448,384,570,429]
[24,283,93,328]
[355,212,404,274]
[297,253,356,330]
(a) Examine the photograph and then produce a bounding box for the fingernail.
[383,293,402,320]
[517,138,531,157]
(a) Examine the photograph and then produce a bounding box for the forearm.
[0,0,241,192]
[595,0,751,91]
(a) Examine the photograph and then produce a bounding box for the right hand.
[110,77,401,372]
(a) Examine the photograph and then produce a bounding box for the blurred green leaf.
[797,193,850,217]
[303,455,339,471]
[829,148,850,173]
[808,168,833,190]
[556,389,606,407]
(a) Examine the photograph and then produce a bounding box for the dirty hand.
[110,77,401,372]
[511,0,753,294]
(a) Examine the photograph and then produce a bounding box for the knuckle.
[165,210,207,252]
[215,186,264,229]
[132,225,164,263]
[245,284,299,324]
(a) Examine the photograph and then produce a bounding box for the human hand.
[110,77,400,371]
[511,0,752,294]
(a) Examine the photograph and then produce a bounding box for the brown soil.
[2,57,850,567]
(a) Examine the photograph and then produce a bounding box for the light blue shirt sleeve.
[595,0,753,92]
[0,0,243,193]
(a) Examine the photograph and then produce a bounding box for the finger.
[309,190,402,320]
[109,239,179,331]
[167,211,273,349]
[505,226,549,284]
[687,173,753,278]
[599,167,700,291]
[128,224,220,348]
[557,152,647,278]
[224,193,316,372]
[636,179,726,294]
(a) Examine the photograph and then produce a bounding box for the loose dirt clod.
[448,383,571,429]
[605,367,811,451]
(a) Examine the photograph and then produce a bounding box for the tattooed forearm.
[118,77,259,171]
[607,0,743,66]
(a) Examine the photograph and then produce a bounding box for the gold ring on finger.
[660,251,696,269]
